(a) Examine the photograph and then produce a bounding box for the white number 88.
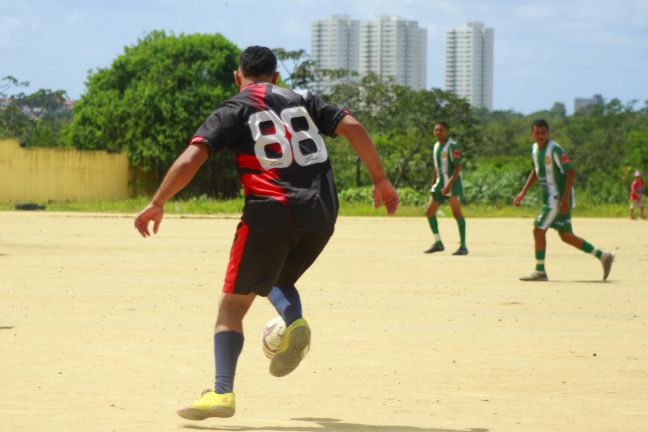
[249,106,328,169]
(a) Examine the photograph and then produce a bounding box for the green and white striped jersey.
[431,139,463,194]
[532,140,574,208]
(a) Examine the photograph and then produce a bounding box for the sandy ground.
[1,211,647,432]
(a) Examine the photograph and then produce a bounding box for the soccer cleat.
[519,271,548,281]
[452,246,469,255]
[177,390,235,420]
[269,318,310,377]
[424,242,445,253]
[601,252,615,281]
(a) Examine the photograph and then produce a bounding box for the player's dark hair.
[531,119,550,131]
[435,121,450,130]
[239,46,277,78]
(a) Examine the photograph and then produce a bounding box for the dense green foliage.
[0,76,71,147]
[474,100,648,204]
[63,31,241,197]
[322,73,479,191]
[4,32,647,207]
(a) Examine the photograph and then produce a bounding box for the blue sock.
[268,285,303,326]
[214,331,244,394]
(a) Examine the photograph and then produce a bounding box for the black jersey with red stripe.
[191,82,348,233]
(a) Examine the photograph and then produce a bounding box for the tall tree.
[65,31,241,197]
[323,74,480,189]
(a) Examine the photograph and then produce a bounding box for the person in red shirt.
[630,170,645,219]
[134,46,398,420]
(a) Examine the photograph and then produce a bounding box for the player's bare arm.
[442,163,462,196]
[560,168,575,214]
[134,143,209,237]
[514,169,537,206]
[430,167,438,188]
[335,115,399,214]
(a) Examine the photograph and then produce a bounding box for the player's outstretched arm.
[134,143,209,237]
[334,115,399,215]
[442,164,462,196]
[514,169,537,207]
[559,168,575,213]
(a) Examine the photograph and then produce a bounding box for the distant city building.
[574,94,604,113]
[0,97,75,119]
[311,15,427,92]
[359,16,427,90]
[445,21,494,110]
[311,15,360,93]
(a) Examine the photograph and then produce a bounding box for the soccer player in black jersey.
[134,46,398,420]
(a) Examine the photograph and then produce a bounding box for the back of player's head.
[435,121,450,130]
[531,119,550,131]
[239,46,277,78]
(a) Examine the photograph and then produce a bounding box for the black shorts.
[222,221,331,297]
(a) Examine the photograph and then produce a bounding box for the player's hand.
[441,186,451,196]
[372,178,399,215]
[134,204,164,237]
[559,200,569,214]
[513,193,524,207]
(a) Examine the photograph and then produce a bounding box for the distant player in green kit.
[424,121,468,255]
[514,119,614,281]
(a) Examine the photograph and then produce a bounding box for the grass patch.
[0,198,629,218]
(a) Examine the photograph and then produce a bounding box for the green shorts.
[431,180,464,204]
[534,207,572,233]
[431,191,463,204]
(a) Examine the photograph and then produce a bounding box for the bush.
[338,187,426,206]
[462,156,540,206]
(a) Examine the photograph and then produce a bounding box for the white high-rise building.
[445,21,494,110]
[359,16,427,90]
[574,94,604,113]
[311,15,360,93]
[311,15,427,92]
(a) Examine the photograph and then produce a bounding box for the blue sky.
[2,0,647,114]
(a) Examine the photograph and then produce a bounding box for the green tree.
[65,31,241,197]
[272,48,316,89]
[0,75,70,147]
[323,75,480,190]
[272,47,357,93]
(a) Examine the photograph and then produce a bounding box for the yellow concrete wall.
[0,139,139,202]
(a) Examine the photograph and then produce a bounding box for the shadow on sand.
[182,416,488,432]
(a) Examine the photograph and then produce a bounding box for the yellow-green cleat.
[269,318,310,377]
[177,390,235,420]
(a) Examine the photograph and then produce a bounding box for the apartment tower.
[310,15,360,93]
[445,21,494,110]
[311,15,427,92]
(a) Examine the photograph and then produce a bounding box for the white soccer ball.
[261,316,286,359]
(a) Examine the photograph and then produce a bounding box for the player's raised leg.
[177,292,255,420]
[558,231,615,281]
[268,284,302,326]
[268,230,331,377]
[267,284,311,377]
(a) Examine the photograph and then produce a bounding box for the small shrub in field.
[338,187,426,206]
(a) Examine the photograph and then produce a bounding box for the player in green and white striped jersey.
[514,119,614,281]
[424,122,467,255]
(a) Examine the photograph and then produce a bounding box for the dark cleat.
[424,242,445,254]
[452,246,468,256]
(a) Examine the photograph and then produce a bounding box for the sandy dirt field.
[1,211,647,432]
